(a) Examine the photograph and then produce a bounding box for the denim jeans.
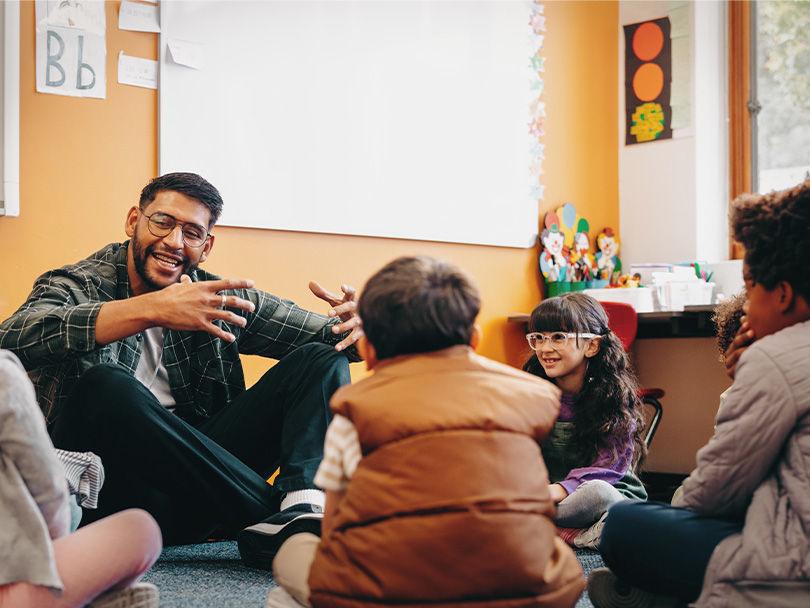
[600,501,743,602]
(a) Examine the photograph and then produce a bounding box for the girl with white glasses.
[523,292,647,549]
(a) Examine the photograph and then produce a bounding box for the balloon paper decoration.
[538,202,625,295]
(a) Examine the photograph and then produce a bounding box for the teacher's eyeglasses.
[141,211,210,248]
[526,332,598,351]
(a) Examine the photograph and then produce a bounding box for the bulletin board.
[158,1,538,248]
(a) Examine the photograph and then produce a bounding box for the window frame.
[728,1,754,259]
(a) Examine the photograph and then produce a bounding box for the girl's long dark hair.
[523,292,647,470]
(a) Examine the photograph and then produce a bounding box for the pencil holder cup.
[569,282,587,292]
[587,279,610,289]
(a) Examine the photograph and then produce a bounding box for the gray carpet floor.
[142,542,603,607]
[141,541,274,607]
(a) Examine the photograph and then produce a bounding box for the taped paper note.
[119,0,160,33]
[167,39,205,70]
[118,52,158,89]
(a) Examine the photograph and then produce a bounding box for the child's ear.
[584,336,601,358]
[775,280,794,313]
[470,324,482,351]
[357,335,379,371]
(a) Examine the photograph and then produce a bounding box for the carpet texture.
[141,541,603,607]
[574,547,606,608]
[141,541,274,607]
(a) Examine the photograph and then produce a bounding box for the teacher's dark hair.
[139,172,224,228]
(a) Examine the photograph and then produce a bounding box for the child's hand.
[549,483,568,503]
[723,316,756,380]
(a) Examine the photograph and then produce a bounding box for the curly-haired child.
[589,178,810,608]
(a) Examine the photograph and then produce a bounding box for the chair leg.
[642,397,663,448]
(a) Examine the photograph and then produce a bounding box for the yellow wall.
[0,1,618,382]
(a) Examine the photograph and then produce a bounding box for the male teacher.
[0,172,362,569]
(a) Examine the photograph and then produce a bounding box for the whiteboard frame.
[1,1,20,218]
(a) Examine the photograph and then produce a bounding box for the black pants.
[50,343,350,545]
[600,501,744,602]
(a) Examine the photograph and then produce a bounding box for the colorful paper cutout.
[539,203,599,283]
[630,102,666,142]
[570,219,596,281]
[539,214,568,281]
[538,204,626,290]
[624,17,672,145]
[595,228,622,276]
[528,2,545,202]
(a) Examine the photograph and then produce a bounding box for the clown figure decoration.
[595,228,622,277]
[539,225,568,281]
[571,231,596,281]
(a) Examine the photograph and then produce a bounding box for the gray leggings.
[554,479,626,528]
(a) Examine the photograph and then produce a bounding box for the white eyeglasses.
[525,332,598,351]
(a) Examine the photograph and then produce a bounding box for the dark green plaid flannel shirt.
[0,241,359,425]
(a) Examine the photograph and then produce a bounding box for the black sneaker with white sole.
[587,568,688,608]
[238,503,323,570]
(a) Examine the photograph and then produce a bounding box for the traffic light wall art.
[624,17,672,145]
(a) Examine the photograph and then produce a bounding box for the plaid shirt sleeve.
[224,285,362,362]
[0,270,108,369]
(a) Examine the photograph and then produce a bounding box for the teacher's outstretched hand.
[95,275,256,345]
[309,281,364,352]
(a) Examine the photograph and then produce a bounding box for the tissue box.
[582,287,655,313]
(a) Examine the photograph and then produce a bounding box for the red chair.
[599,301,664,447]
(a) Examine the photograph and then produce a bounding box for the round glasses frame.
[525,332,598,351]
[141,211,210,248]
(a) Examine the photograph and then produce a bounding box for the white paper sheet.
[118,52,158,89]
[119,0,160,33]
[35,0,107,98]
[167,39,205,70]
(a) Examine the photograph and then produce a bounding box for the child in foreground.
[267,255,585,608]
[522,292,647,548]
[0,349,162,608]
[588,179,810,608]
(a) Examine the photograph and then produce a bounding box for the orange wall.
[0,1,618,382]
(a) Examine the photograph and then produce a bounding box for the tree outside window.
[753,0,810,193]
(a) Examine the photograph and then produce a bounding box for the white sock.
[280,489,325,511]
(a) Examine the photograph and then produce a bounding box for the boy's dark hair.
[139,172,224,228]
[730,178,810,302]
[358,256,481,360]
[712,291,747,357]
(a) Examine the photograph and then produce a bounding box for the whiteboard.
[159,1,537,248]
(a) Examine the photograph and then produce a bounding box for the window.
[753,1,810,193]
[730,1,810,198]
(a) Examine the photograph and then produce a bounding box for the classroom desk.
[508,304,717,338]
[508,305,730,478]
